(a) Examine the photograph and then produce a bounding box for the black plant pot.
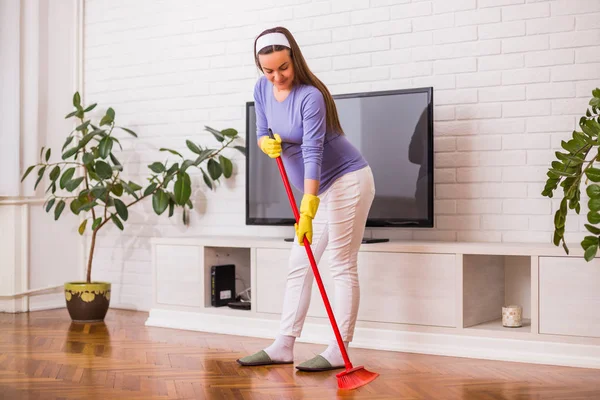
[64,282,111,322]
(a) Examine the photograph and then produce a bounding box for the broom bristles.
[336,366,379,390]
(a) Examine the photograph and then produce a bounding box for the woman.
[237,27,375,372]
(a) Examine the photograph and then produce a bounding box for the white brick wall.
[83,0,600,310]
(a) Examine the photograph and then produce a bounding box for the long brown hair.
[254,27,344,135]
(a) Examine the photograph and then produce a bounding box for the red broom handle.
[268,129,352,370]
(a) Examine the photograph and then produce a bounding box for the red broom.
[267,129,379,390]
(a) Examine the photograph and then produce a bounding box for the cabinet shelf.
[466,318,531,333]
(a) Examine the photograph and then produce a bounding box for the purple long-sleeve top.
[253,76,367,195]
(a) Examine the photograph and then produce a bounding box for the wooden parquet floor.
[1,309,599,400]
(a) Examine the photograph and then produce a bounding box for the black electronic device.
[211,264,236,307]
[245,87,434,231]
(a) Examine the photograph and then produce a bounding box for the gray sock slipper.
[295,355,345,372]
[236,350,293,366]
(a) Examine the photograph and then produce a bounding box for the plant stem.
[86,227,98,283]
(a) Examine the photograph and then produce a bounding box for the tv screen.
[245,87,433,228]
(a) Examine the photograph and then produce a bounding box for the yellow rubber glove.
[295,193,320,245]
[259,133,282,158]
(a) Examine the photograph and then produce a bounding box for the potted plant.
[542,87,600,261]
[21,92,245,322]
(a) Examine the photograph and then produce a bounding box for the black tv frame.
[245,86,434,228]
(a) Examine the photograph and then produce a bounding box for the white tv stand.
[147,236,600,369]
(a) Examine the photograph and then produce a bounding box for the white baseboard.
[28,301,66,312]
[146,308,600,370]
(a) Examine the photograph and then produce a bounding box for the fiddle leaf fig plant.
[542,88,600,261]
[21,92,245,282]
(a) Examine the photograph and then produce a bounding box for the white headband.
[255,32,291,55]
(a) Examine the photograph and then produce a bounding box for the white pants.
[279,166,375,342]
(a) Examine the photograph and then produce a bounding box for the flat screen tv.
[245,86,434,235]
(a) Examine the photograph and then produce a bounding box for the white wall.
[0,0,82,312]
[82,0,600,311]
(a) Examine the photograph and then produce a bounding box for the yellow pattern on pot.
[64,282,111,303]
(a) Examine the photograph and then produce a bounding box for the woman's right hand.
[259,133,282,158]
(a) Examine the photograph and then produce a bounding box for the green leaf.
[45,148,51,162]
[581,119,600,137]
[110,153,123,171]
[78,219,87,235]
[148,162,166,173]
[100,108,115,126]
[91,186,107,200]
[207,158,222,180]
[585,244,598,261]
[573,130,591,144]
[113,198,128,221]
[98,136,113,159]
[73,92,81,108]
[77,202,97,213]
[205,126,225,142]
[111,136,123,151]
[144,183,158,197]
[561,140,581,153]
[589,211,600,224]
[82,153,95,165]
[95,160,113,180]
[65,110,77,119]
[201,168,213,190]
[234,145,246,155]
[582,235,599,249]
[221,128,238,137]
[585,224,600,235]
[21,165,35,182]
[180,159,194,173]
[587,184,600,198]
[54,200,65,220]
[92,217,102,231]
[84,103,97,112]
[554,209,566,229]
[553,229,562,246]
[168,199,175,217]
[152,189,170,215]
[34,166,46,190]
[77,129,103,150]
[70,199,82,214]
[560,197,568,214]
[62,135,75,152]
[121,182,139,199]
[45,198,55,212]
[128,181,143,191]
[562,154,584,165]
[193,149,214,166]
[75,120,91,132]
[65,177,84,192]
[48,166,60,181]
[62,146,79,160]
[586,168,600,182]
[219,155,233,178]
[549,169,575,177]
[111,214,124,230]
[186,140,202,155]
[174,173,192,205]
[118,126,137,137]
[111,183,123,196]
[589,198,600,212]
[160,148,183,158]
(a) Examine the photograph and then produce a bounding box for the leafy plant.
[542,88,600,261]
[21,92,245,282]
